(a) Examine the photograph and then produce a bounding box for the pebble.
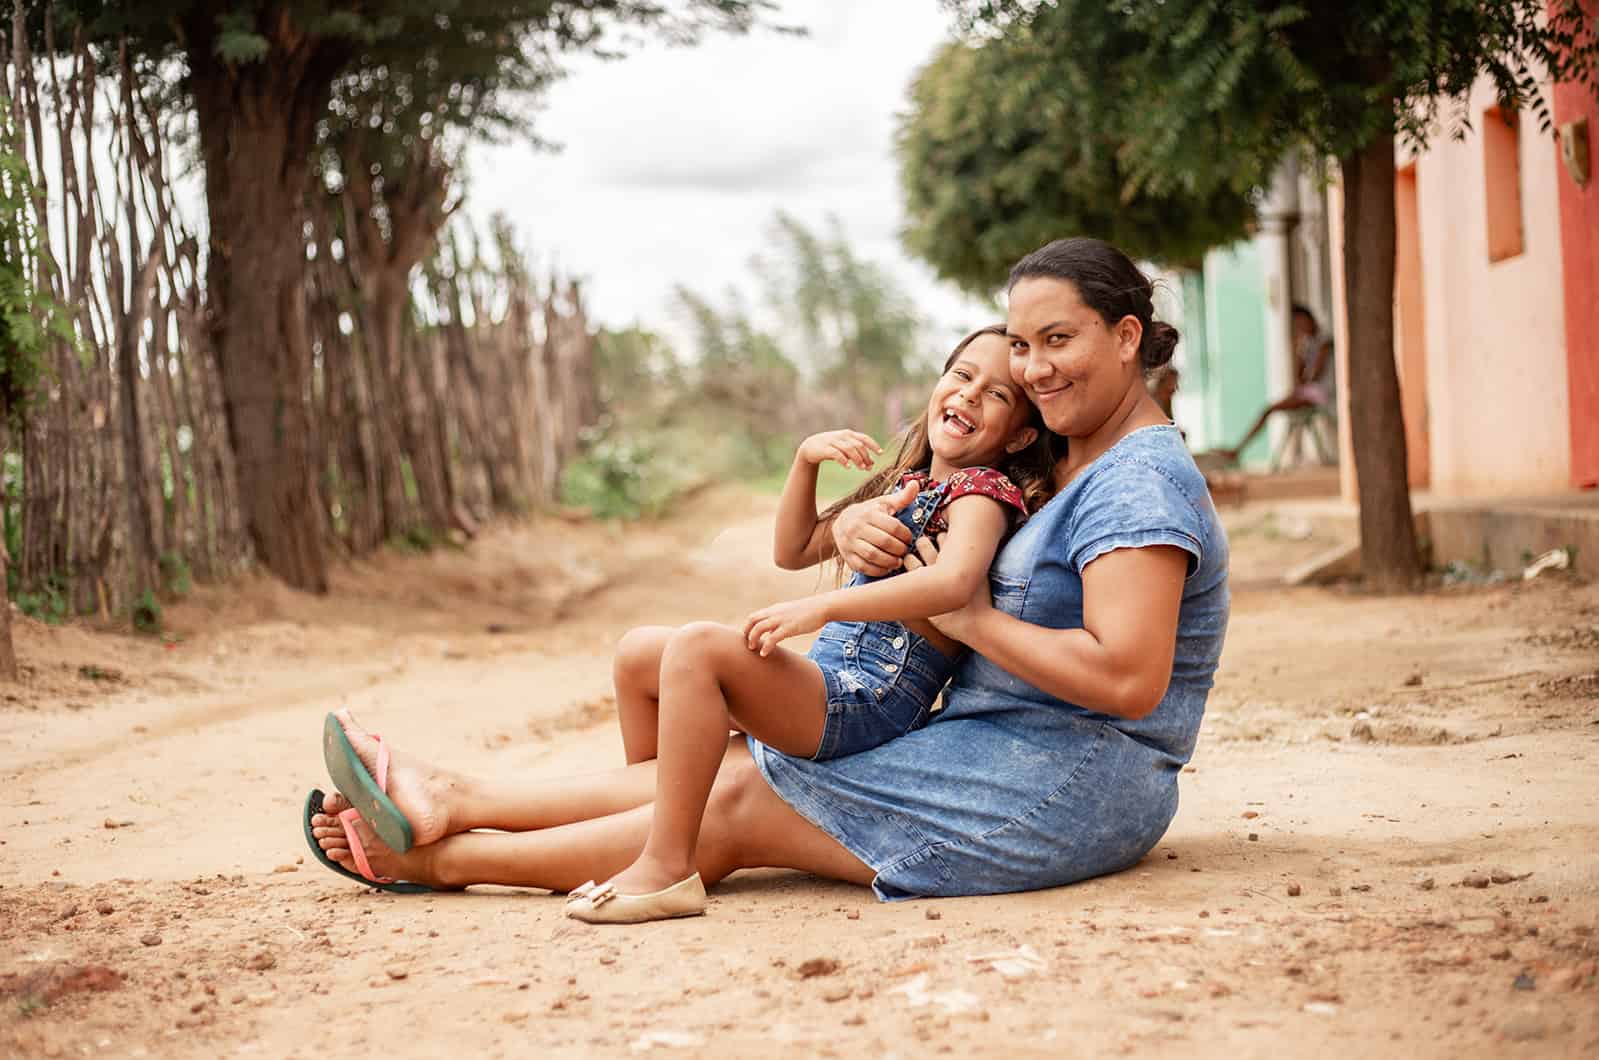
[102,819,133,830]
[140,933,162,947]
[845,910,860,920]
[387,968,408,981]
[246,951,276,971]
[1513,972,1536,991]
[797,958,841,979]
[1286,882,1302,898]
[1489,868,1516,885]
[1241,811,1259,820]
[1462,873,1491,889]
[1414,876,1436,891]
[272,864,298,874]
[822,986,853,1003]
[1247,833,1260,842]
[925,910,942,921]
[96,901,114,916]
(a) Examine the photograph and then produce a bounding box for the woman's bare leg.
[321,709,661,839]
[614,625,675,764]
[312,736,874,893]
[600,621,829,896]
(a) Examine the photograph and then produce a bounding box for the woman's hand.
[798,429,881,471]
[905,535,995,642]
[743,598,831,657]
[830,480,919,577]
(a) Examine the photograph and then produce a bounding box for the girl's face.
[925,333,1038,469]
[1006,277,1143,438]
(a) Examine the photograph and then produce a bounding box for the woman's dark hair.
[817,325,1059,576]
[1007,237,1180,372]
[1290,303,1317,329]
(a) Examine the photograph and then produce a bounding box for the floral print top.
[898,467,1028,536]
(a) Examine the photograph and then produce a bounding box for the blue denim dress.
[751,426,1230,899]
[805,482,955,760]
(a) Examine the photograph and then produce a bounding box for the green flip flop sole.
[322,712,416,854]
[302,790,431,894]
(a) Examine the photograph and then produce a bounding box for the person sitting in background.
[1217,304,1332,464]
[1147,365,1180,430]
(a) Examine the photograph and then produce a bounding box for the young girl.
[567,325,1055,924]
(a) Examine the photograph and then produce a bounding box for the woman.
[307,237,1229,903]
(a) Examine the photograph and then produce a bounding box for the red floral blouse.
[898,467,1028,536]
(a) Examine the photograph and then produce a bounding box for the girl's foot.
[586,853,698,899]
[326,709,460,847]
[309,806,459,890]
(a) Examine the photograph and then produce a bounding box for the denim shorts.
[805,620,953,760]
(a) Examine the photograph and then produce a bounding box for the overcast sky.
[462,0,998,358]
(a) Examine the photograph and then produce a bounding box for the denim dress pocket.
[989,572,1029,618]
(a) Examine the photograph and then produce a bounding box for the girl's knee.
[662,621,742,672]
[615,625,673,682]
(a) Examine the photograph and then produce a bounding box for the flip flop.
[301,789,432,894]
[322,712,415,854]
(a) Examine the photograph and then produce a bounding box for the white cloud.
[462,0,1000,358]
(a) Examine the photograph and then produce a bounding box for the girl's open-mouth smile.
[939,408,978,437]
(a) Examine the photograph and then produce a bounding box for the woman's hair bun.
[1141,320,1180,371]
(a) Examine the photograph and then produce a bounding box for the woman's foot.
[327,709,460,847]
[310,804,460,890]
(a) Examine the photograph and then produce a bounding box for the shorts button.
[892,636,904,649]
[874,688,885,699]
[884,663,898,673]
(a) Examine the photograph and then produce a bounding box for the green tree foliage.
[898,11,1268,296]
[0,99,72,434]
[947,0,1597,589]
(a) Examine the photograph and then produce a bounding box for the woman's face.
[1006,277,1142,438]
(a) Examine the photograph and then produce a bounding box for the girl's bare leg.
[614,625,674,764]
[601,621,830,896]
[312,736,874,893]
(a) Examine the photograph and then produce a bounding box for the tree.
[898,11,1268,296]
[27,0,773,592]
[752,212,924,423]
[0,94,75,676]
[947,0,1598,590]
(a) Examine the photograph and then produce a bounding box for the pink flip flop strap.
[336,732,394,884]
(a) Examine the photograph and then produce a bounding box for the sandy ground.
[1,487,1596,1059]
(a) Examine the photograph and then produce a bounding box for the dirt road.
[2,488,1596,1058]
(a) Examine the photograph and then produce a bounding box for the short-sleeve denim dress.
[749,425,1230,900]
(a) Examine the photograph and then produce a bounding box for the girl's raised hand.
[742,599,831,657]
[797,429,882,471]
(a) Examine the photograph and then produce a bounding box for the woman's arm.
[923,540,1189,719]
[772,430,881,570]
[827,484,920,577]
[744,496,1008,655]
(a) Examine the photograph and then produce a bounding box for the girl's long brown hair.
[819,325,1060,534]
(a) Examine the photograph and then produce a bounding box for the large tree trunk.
[184,18,344,593]
[1341,122,1421,591]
